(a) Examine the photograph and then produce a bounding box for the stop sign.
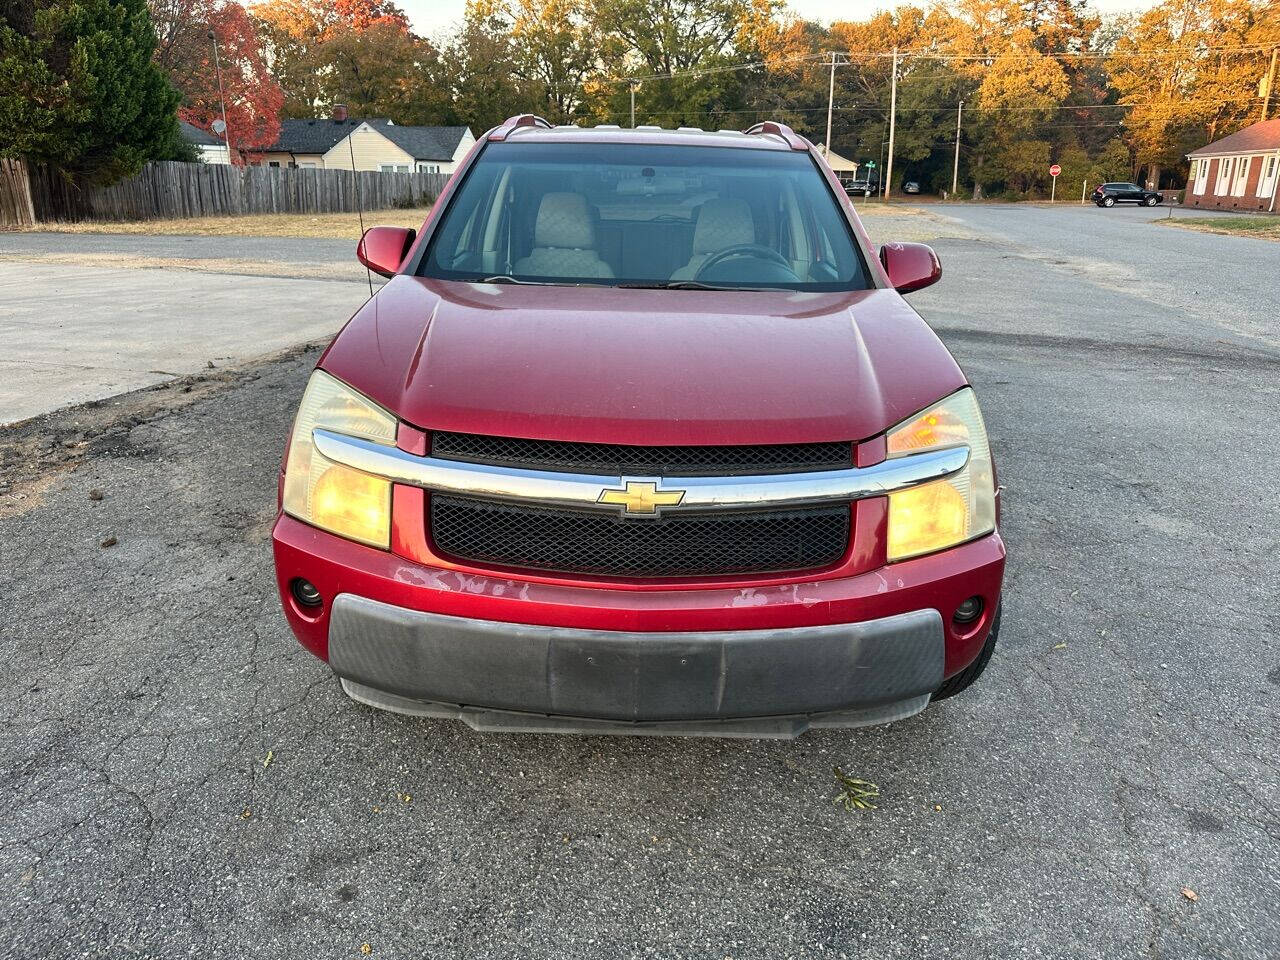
[1049,163,1061,177]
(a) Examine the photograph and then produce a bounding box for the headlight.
[282,370,397,548]
[885,387,995,561]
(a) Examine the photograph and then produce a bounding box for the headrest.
[692,198,755,254]
[534,192,596,249]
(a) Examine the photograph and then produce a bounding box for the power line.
[618,43,1274,85]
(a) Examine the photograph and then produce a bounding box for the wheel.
[1144,195,1158,206]
[1102,196,1115,207]
[931,602,1002,701]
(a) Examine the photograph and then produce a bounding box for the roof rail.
[489,114,553,141]
[743,121,810,151]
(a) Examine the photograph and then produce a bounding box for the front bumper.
[328,594,943,734]
[273,513,1005,733]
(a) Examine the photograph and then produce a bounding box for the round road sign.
[1049,163,1061,177]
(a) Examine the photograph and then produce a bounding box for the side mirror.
[879,241,941,293]
[357,226,416,278]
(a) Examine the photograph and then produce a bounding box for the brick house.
[1185,118,1280,213]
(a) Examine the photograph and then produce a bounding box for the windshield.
[419,141,870,291]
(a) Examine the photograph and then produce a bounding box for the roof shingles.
[1188,119,1280,157]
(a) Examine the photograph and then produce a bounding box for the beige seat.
[513,193,614,279]
[670,198,756,281]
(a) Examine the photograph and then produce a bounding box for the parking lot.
[1,203,1277,959]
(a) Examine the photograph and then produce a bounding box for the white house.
[1185,119,1280,214]
[817,144,859,177]
[247,116,474,174]
[179,121,230,165]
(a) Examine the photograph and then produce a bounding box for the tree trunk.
[1147,163,1161,190]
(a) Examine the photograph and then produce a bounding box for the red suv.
[272,117,1006,737]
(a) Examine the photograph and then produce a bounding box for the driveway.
[0,206,1277,959]
[0,253,369,425]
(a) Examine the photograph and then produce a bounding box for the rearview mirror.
[357,226,416,278]
[879,241,941,293]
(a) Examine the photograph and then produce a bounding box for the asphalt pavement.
[0,204,1277,959]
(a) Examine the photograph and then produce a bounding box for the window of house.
[380,164,410,173]
[417,163,441,173]
[1256,154,1278,199]
[268,161,281,168]
[1232,156,1251,196]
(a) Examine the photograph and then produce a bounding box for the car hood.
[319,276,966,446]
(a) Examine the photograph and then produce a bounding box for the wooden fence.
[7,161,450,225]
[0,158,36,228]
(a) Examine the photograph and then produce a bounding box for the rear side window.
[420,141,870,292]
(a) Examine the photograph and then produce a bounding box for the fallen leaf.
[360,944,372,956]
[399,793,412,804]
[240,808,251,819]
[1053,642,1067,650]
[833,766,880,811]
[100,536,117,548]
[934,804,942,812]
[1182,887,1199,902]
[262,750,274,769]
[88,489,104,501]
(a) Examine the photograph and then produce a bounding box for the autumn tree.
[151,0,283,156]
[510,0,599,123]
[586,0,769,127]
[1109,0,1278,187]
[252,0,435,122]
[444,0,530,131]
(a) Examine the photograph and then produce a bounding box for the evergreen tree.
[0,0,188,184]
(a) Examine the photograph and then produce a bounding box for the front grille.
[430,431,851,476]
[430,496,850,578]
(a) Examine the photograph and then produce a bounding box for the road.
[1,205,1277,959]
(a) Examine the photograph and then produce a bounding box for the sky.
[404,0,1161,39]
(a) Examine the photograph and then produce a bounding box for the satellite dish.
[211,118,226,135]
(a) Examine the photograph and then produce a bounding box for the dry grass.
[1162,215,1280,242]
[21,199,936,240]
[24,209,432,239]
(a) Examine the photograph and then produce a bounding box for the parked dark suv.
[1093,182,1163,207]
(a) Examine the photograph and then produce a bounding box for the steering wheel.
[693,243,792,281]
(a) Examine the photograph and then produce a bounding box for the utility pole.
[824,53,837,157]
[951,100,963,195]
[885,47,899,200]
[1263,47,1278,122]
[877,132,885,197]
[629,80,638,128]
[208,30,232,164]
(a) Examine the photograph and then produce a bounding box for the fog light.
[291,578,323,608]
[953,596,983,624]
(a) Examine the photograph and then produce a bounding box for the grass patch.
[1164,215,1280,241]
[24,210,431,239]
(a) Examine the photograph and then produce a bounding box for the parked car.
[1093,182,1163,207]
[273,116,1006,738]
[902,181,921,194]
[842,176,876,197]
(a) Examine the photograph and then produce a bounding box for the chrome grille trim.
[312,428,969,513]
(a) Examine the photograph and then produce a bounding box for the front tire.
[1102,196,1115,207]
[931,603,1002,701]
[1144,195,1158,206]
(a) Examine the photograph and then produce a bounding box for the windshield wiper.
[474,274,549,285]
[616,281,773,292]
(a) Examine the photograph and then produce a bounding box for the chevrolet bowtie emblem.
[597,480,686,516]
